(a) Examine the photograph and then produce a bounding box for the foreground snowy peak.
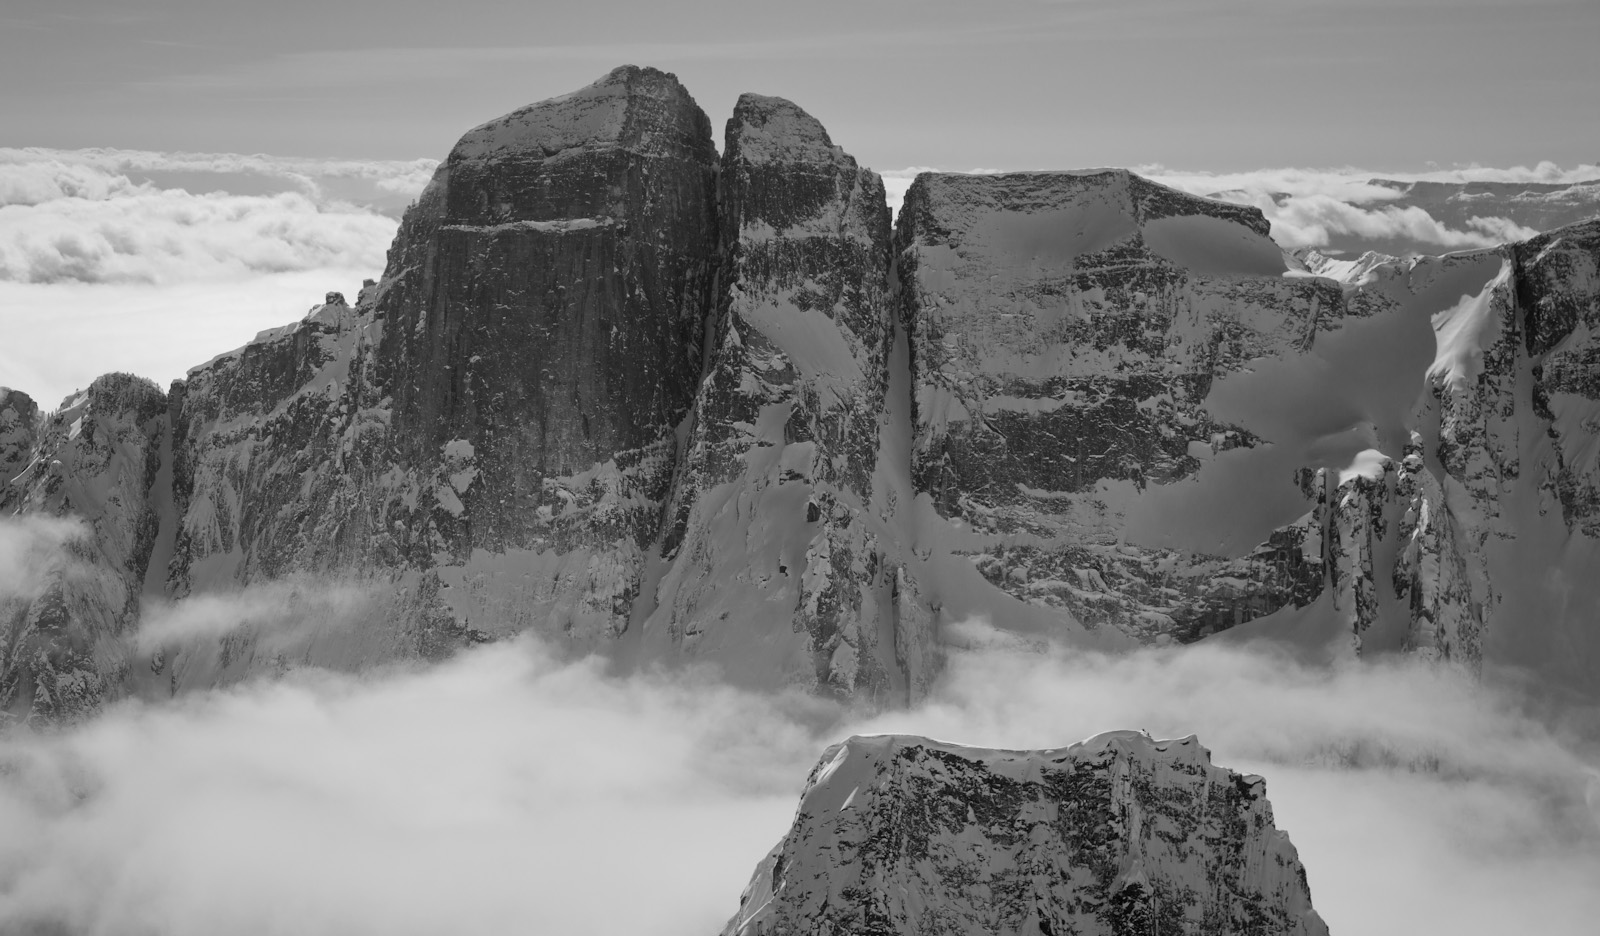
[725,732,1327,936]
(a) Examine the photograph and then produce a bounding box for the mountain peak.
[726,93,841,168]
[450,64,705,165]
[727,733,1328,936]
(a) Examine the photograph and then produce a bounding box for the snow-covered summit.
[725,732,1328,936]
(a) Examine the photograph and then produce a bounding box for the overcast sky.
[4,0,1596,171]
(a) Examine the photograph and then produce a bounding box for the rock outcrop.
[0,388,38,484]
[0,375,165,720]
[723,733,1327,936]
[644,93,905,696]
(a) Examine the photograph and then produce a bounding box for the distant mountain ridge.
[4,65,1600,722]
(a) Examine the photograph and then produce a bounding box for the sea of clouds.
[4,148,1599,408]
[0,519,1598,936]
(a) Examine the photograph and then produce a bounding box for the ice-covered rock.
[724,733,1327,936]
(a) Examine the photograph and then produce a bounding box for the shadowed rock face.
[162,66,723,659]
[373,64,720,555]
[724,733,1328,936]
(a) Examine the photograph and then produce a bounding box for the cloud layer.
[0,148,430,406]
[0,148,434,286]
[0,551,1595,936]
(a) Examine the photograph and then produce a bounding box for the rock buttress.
[646,93,904,696]
[168,66,722,657]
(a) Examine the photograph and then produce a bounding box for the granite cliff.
[4,65,1600,721]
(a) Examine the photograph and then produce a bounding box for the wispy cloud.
[0,516,87,603]
[134,581,378,654]
[0,148,419,405]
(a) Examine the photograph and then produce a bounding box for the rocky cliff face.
[5,66,1600,719]
[724,733,1327,936]
[642,93,908,697]
[895,171,1341,643]
[0,375,164,720]
[165,65,721,666]
[0,388,38,485]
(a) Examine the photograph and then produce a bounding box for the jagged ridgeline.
[5,65,1600,720]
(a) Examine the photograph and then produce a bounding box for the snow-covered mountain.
[724,732,1327,936]
[3,64,1600,720]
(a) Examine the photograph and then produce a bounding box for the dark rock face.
[644,93,906,695]
[723,733,1328,936]
[1516,219,1600,536]
[167,66,722,652]
[0,374,165,721]
[373,65,719,560]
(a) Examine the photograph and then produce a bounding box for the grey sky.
[3,0,1597,172]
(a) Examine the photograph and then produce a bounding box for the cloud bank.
[1143,162,1600,254]
[0,149,430,407]
[0,558,1595,936]
[0,148,434,286]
